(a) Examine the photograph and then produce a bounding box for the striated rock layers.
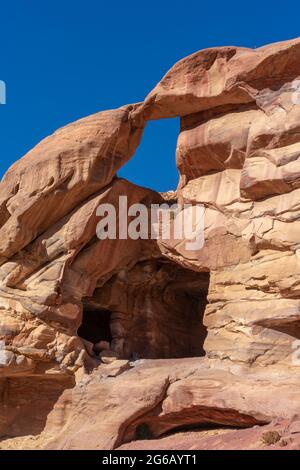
[2,38,300,450]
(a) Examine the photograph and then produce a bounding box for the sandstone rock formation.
[1,37,300,450]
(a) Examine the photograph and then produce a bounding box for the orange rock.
[1,37,300,450]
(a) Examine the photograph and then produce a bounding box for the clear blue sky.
[0,1,299,191]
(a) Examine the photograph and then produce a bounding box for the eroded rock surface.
[1,37,300,450]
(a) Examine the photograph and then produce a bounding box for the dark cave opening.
[78,261,210,361]
[78,307,113,355]
[134,422,238,442]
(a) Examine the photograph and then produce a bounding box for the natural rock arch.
[1,37,300,448]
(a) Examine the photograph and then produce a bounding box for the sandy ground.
[0,435,44,450]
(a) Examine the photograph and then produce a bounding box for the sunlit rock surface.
[1,37,300,450]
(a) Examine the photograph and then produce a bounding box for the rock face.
[1,37,300,450]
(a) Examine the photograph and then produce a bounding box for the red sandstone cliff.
[1,38,300,450]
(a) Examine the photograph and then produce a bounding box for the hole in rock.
[134,422,238,442]
[79,260,210,360]
[118,118,180,192]
[122,408,266,446]
[126,408,266,444]
[78,308,113,355]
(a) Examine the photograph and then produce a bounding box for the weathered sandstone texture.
[1,37,300,450]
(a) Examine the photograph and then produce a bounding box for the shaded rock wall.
[81,260,209,359]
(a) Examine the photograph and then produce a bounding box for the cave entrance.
[78,307,113,355]
[79,261,210,361]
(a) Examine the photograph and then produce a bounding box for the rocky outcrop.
[1,37,300,450]
[118,417,300,450]
[40,358,300,450]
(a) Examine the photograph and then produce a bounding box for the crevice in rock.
[121,405,267,447]
[78,307,113,357]
[256,319,300,340]
[161,422,238,437]
[181,102,259,131]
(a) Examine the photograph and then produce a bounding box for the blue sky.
[0,0,299,191]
